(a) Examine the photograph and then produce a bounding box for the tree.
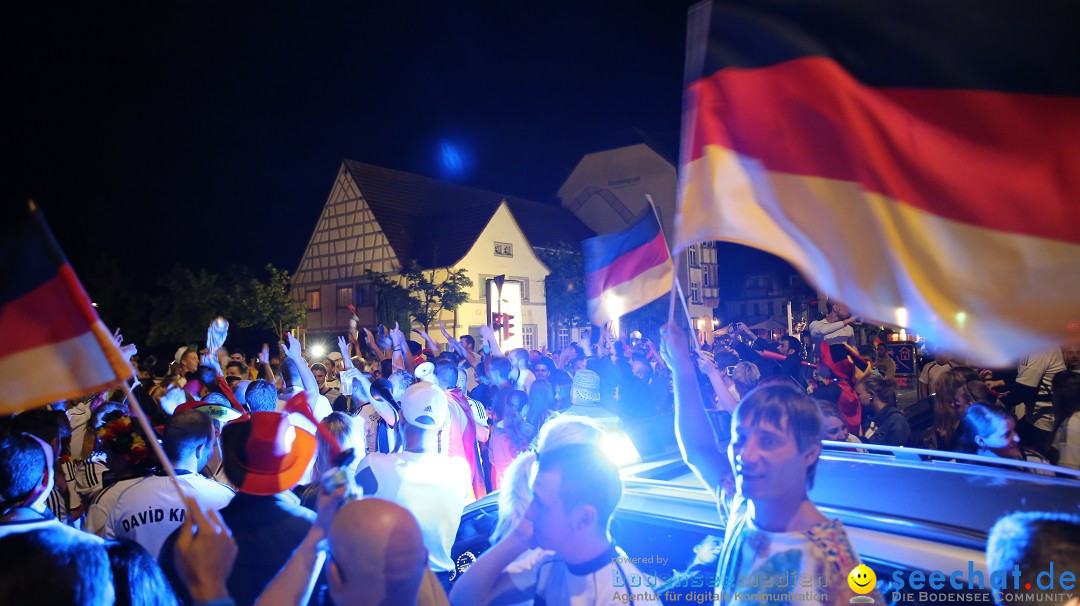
[239,264,306,337]
[148,266,227,346]
[367,260,474,331]
[148,264,305,346]
[400,260,473,332]
[365,269,416,329]
[536,243,588,336]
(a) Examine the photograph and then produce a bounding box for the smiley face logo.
[848,564,877,594]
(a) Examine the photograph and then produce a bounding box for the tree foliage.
[536,243,588,330]
[365,268,416,329]
[367,260,474,331]
[147,264,305,346]
[401,260,473,331]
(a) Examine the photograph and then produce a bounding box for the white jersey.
[103,471,235,557]
[355,451,470,573]
[355,401,383,456]
[1015,350,1066,431]
[85,475,145,536]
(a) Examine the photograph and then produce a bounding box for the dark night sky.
[7,2,700,277]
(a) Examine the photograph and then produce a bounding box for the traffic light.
[491,313,505,331]
[502,314,515,341]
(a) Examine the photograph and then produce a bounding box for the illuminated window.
[688,246,699,267]
[337,286,353,308]
[305,290,321,311]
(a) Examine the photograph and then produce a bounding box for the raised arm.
[479,324,503,358]
[659,322,731,493]
[281,334,319,403]
[413,327,439,356]
[696,351,738,414]
[390,322,417,374]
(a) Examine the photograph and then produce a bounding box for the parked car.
[450,443,1080,605]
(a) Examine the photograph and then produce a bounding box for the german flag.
[675,0,1080,365]
[0,204,133,412]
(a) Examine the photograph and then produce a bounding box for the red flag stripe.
[686,56,1080,244]
[0,267,95,357]
[584,230,672,299]
[678,145,1080,365]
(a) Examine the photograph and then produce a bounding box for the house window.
[753,302,761,315]
[337,286,354,308]
[768,301,775,316]
[703,271,711,287]
[740,303,747,317]
[494,242,514,257]
[305,290,321,311]
[523,325,537,351]
[690,281,701,303]
[688,246,699,267]
[557,327,570,350]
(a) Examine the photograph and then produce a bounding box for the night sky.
[8,2,699,277]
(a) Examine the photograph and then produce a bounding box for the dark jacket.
[159,491,322,606]
[866,404,911,447]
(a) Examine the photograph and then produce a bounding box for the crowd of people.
[0,301,1078,606]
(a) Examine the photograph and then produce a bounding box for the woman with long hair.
[955,404,1052,474]
[524,379,556,430]
[927,367,975,451]
[488,390,535,491]
[297,412,356,508]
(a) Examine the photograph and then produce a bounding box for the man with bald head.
[328,499,448,606]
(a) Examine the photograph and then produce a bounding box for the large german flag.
[0,204,133,412]
[676,0,1080,365]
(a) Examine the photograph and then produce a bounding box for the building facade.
[292,160,594,351]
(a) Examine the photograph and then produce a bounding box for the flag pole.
[645,195,701,352]
[118,379,186,498]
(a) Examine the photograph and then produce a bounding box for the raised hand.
[174,496,237,604]
[439,319,453,342]
[258,343,270,365]
[658,322,693,369]
[280,333,302,360]
[337,336,356,370]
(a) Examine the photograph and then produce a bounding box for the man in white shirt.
[355,382,471,589]
[103,409,234,557]
[661,321,879,606]
[434,359,490,502]
[808,301,858,349]
[0,433,101,544]
[1008,348,1066,457]
[450,443,655,605]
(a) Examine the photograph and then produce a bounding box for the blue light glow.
[437,140,470,178]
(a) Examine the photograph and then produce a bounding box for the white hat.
[400,382,448,429]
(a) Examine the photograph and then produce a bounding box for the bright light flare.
[895,307,909,328]
[310,344,326,359]
[600,430,641,467]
